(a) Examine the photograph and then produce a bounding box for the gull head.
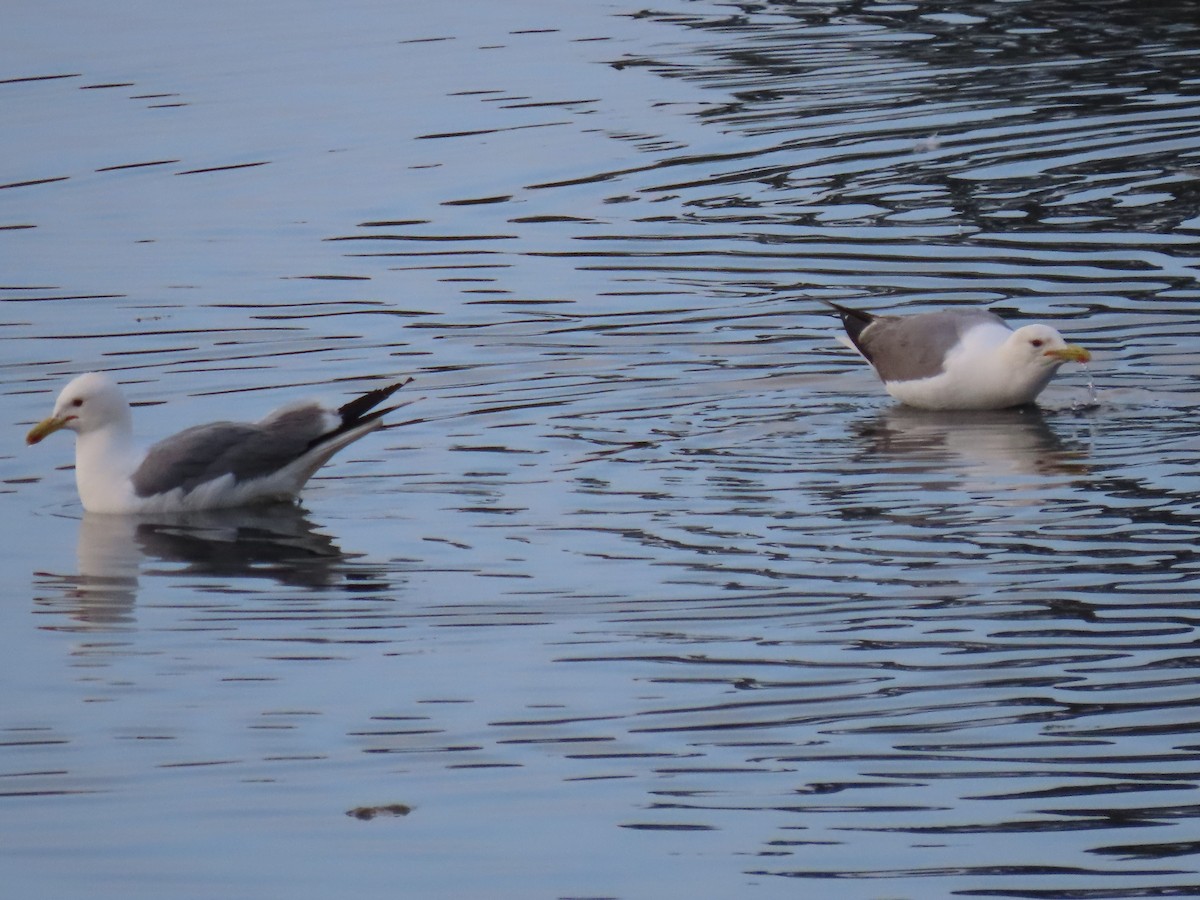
[1006,324,1090,370]
[26,372,132,445]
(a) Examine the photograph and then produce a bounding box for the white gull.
[26,372,411,513]
[825,302,1090,410]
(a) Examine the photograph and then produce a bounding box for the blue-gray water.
[3,2,1199,898]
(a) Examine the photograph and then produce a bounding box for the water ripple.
[2,1,1200,897]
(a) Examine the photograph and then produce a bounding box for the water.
[3,1,1200,897]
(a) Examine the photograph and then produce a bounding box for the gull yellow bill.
[1045,345,1090,364]
[26,414,73,445]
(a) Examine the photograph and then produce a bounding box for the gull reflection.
[851,405,1092,480]
[34,505,379,629]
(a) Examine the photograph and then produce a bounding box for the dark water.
[3,1,1199,897]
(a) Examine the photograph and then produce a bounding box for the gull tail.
[337,377,414,428]
[307,377,414,453]
[821,300,876,348]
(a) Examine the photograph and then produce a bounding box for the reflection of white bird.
[27,372,411,513]
[855,406,1088,482]
[825,302,1091,410]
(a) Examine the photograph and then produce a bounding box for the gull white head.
[1003,324,1091,371]
[26,372,133,445]
[27,373,143,513]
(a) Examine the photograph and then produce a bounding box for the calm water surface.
[3,1,1200,898]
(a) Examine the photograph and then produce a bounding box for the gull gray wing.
[131,404,331,498]
[857,308,1007,383]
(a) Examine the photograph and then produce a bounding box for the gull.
[26,372,411,513]
[825,301,1091,410]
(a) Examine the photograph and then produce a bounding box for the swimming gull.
[825,302,1090,410]
[26,372,411,513]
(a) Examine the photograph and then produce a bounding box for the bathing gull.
[825,302,1090,410]
[26,372,411,513]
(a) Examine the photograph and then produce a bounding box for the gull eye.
[1030,339,1044,348]
[71,397,84,407]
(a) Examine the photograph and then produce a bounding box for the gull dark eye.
[71,398,84,407]
[1030,339,1044,348]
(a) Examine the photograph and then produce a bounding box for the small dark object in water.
[346,803,413,821]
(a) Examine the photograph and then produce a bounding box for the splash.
[1071,362,1100,412]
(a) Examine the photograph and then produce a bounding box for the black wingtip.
[337,377,413,426]
[821,300,875,347]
